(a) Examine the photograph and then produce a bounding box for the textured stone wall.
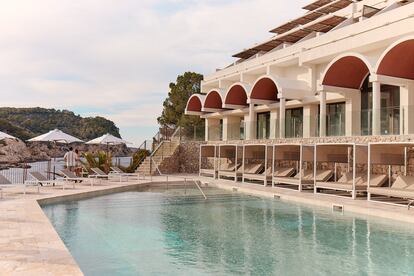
[171,135,414,178]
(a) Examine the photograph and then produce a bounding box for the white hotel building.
[185,0,414,143]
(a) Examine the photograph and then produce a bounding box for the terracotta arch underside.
[250,78,278,101]
[225,85,248,106]
[323,56,369,89]
[377,39,414,80]
[204,91,223,109]
[187,96,202,112]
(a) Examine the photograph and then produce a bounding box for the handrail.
[193,180,207,200]
[150,157,207,200]
[409,200,414,210]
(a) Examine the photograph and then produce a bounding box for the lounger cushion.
[394,175,414,189]
[368,187,414,199]
[244,163,263,174]
[274,167,295,177]
[369,174,388,187]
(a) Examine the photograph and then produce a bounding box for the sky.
[0,0,309,146]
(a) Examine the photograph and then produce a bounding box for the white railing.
[150,157,207,200]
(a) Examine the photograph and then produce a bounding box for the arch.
[224,83,249,107]
[249,76,279,102]
[376,37,414,80]
[204,90,224,110]
[322,53,373,89]
[185,94,204,114]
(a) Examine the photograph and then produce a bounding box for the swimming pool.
[41,186,414,275]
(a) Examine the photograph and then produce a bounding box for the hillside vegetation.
[0,107,120,141]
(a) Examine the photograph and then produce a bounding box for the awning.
[233,15,346,59]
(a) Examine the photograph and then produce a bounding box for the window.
[257,112,270,139]
[326,102,345,136]
[286,108,303,138]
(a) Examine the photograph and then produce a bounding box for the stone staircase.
[137,141,179,176]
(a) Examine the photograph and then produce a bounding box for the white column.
[372,81,381,136]
[223,116,241,141]
[400,84,414,134]
[319,91,326,137]
[205,118,221,141]
[279,98,286,138]
[245,104,256,140]
[345,91,361,136]
[222,117,229,142]
[270,110,279,139]
[304,104,318,138]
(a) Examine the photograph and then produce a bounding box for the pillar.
[279,98,286,138]
[304,104,318,138]
[372,81,381,136]
[400,84,414,134]
[205,118,221,141]
[270,110,279,139]
[319,91,326,137]
[245,104,256,140]
[223,116,241,141]
[345,91,361,136]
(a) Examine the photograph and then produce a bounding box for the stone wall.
[205,135,414,180]
[172,135,414,178]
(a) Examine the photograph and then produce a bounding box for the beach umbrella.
[27,129,83,179]
[86,133,131,166]
[27,129,83,144]
[0,131,17,141]
[86,133,130,146]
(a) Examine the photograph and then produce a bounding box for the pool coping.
[0,177,184,275]
[1,175,414,275]
[201,176,414,225]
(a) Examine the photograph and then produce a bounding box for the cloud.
[0,0,308,145]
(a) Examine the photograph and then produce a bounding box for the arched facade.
[185,94,204,114]
[204,90,224,110]
[376,38,414,80]
[249,77,279,102]
[322,54,373,89]
[224,83,248,107]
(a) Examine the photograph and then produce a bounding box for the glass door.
[327,102,345,136]
[380,85,400,135]
[256,112,270,139]
[286,108,303,138]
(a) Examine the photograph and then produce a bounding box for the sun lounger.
[89,167,125,183]
[218,162,241,180]
[274,169,333,186]
[274,167,296,177]
[25,172,65,192]
[315,172,384,192]
[110,167,141,180]
[242,163,267,184]
[368,175,414,199]
[200,168,216,178]
[60,169,92,187]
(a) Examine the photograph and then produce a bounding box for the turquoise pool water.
[42,187,414,276]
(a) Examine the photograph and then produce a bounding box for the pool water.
[41,187,414,276]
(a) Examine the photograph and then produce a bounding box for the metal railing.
[150,157,207,200]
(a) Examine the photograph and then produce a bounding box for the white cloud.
[0,0,308,144]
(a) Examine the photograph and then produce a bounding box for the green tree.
[157,72,204,129]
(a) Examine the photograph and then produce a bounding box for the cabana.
[242,144,272,186]
[273,144,317,191]
[199,144,217,178]
[217,144,243,181]
[368,142,414,207]
[315,143,375,199]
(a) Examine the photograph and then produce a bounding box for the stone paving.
[1,174,413,275]
[0,176,171,276]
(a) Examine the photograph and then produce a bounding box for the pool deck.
[1,174,414,275]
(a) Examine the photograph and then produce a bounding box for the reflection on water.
[42,188,414,276]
